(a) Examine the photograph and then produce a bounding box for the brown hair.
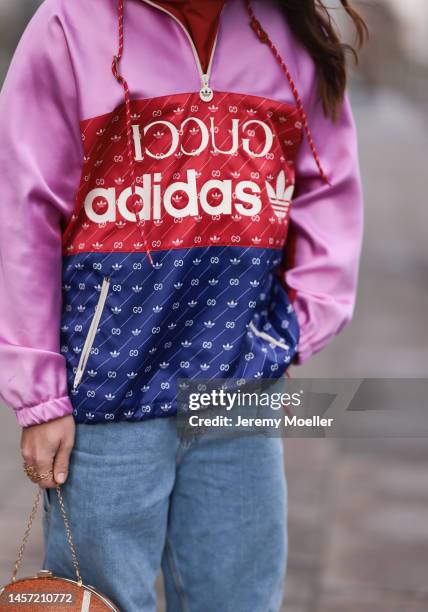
[278,0,368,120]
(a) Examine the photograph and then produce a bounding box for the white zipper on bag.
[141,0,224,102]
[248,320,290,351]
[72,277,111,391]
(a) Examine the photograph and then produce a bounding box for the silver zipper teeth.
[248,321,290,351]
[73,277,111,390]
[140,0,223,99]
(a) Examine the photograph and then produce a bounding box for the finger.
[20,420,73,489]
[32,456,56,489]
[20,449,46,485]
[53,439,73,485]
[21,434,35,472]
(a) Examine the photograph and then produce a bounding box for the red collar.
[150,0,227,73]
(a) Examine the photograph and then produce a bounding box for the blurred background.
[0,1,427,610]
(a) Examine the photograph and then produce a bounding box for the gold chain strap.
[55,485,82,585]
[11,487,43,583]
[11,471,82,586]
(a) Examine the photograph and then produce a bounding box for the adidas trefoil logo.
[265,170,295,219]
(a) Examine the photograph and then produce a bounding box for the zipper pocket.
[248,320,290,351]
[73,277,111,391]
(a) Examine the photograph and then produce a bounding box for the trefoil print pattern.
[60,91,303,423]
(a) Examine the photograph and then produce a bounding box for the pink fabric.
[285,89,364,363]
[15,396,73,428]
[0,0,363,426]
[0,3,82,426]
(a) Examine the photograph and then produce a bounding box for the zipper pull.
[200,74,213,103]
[73,368,84,391]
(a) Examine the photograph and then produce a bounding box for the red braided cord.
[245,0,331,185]
[112,0,154,265]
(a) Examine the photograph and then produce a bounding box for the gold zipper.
[140,0,225,102]
[73,277,111,390]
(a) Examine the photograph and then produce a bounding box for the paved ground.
[1,85,427,610]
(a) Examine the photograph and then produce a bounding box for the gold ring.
[23,464,53,482]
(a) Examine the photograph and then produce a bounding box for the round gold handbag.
[0,485,120,611]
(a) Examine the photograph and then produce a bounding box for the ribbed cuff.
[15,396,74,427]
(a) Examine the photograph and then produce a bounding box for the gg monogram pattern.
[61,91,302,423]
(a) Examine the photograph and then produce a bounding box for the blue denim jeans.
[42,418,287,612]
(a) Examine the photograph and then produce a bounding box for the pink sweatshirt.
[0,0,363,427]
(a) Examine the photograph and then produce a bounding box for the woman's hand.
[20,415,76,488]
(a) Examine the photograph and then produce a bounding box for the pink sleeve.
[285,82,364,364]
[0,3,82,426]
